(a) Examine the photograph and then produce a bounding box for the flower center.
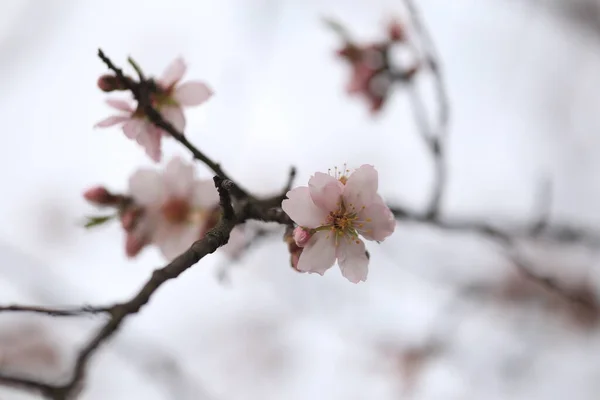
[161,198,191,224]
[319,200,361,241]
[328,164,350,185]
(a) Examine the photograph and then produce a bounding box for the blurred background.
[1,0,600,398]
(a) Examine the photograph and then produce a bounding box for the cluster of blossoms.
[334,19,419,114]
[86,53,397,283]
[95,57,213,162]
[84,157,246,260]
[283,165,396,283]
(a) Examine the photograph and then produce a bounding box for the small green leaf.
[84,215,115,229]
[322,17,351,41]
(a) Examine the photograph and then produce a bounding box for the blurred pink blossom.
[127,157,245,260]
[95,57,213,162]
[282,165,395,283]
[128,157,219,260]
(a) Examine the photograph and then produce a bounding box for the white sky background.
[1,0,600,399]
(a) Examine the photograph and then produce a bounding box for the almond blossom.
[95,57,213,162]
[127,157,243,260]
[282,165,396,283]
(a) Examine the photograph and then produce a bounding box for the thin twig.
[0,305,110,317]
[402,0,450,219]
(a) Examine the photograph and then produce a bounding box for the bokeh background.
[1,0,600,399]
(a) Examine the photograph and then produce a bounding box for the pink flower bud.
[83,186,118,206]
[387,20,405,42]
[97,74,128,92]
[293,227,311,247]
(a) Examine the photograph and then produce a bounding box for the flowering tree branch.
[0,177,284,399]
[97,49,250,200]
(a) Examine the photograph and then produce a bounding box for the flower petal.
[174,81,213,106]
[159,57,187,89]
[106,98,134,112]
[357,194,396,241]
[122,118,145,139]
[163,157,196,199]
[309,172,343,212]
[336,237,369,283]
[154,223,200,261]
[160,106,186,133]
[128,169,165,207]
[282,187,328,229]
[136,124,163,162]
[95,115,130,128]
[343,164,378,209]
[296,231,336,275]
[192,179,220,209]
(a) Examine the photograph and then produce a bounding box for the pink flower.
[128,157,220,260]
[281,165,396,283]
[95,99,165,162]
[342,45,391,114]
[95,57,213,162]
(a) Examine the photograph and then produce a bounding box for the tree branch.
[402,0,450,219]
[0,177,241,399]
[97,49,250,199]
[0,305,110,317]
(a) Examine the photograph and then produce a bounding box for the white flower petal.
[159,57,187,88]
[128,169,165,207]
[336,237,369,283]
[282,187,328,229]
[163,157,196,199]
[95,115,129,128]
[296,231,336,275]
[309,172,343,212]
[174,81,213,106]
[106,98,134,112]
[343,164,378,209]
[160,106,186,133]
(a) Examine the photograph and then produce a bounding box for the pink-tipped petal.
[174,81,213,106]
[343,164,378,208]
[309,172,343,212]
[357,195,395,241]
[136,124,163,162]
[296,231,336,275]
[282,187,329,229]
[125,233,146,258]
[336,237,369,283]
[163,157,196,198]
[95,115,130,128]
[106,98,134,112]
[192,179,220,209]
[128,169,165,207]
[160,106,186,133]
[160,57,187,89]
[154,223,200,261]
[122,118,145,139]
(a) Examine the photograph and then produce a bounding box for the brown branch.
[389,203,600,311]
[0,305,110,317]
[0,177,241,399]
[97,49,250,199]
[401,0,451,220]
